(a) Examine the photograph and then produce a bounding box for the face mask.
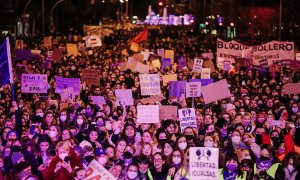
[48,130,58,138]
[226,163,238,171]
[271,137,281,147]
[185,134,194,140]
[60,115,67,122]
[255,134,263,145]
[231,136,241,145]
[77,118,84,125]
[287,164,295,172]
[36,113,44,117]
[59,152,68,161]
[172,157,181,165]
[98,157,107,165]
[292,108,298,113]
[127,171,138,179]
[85,156,95,163]
[204,141,214,148]
[178,142,187,150]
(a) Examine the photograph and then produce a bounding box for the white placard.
[85,35,102,47]
[189,147,219,180]
[186,82,201,97]
[178,108,197,132]
[115,89,134,106]
[139,74,161,96]
[201,68,211,79]
[21,74,48,93]
[192,58,203,73]
[137,105,159,123]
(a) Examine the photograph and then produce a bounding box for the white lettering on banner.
[139,74,161,96]
[137,105,159,123]
[21,74,48,93]
[216,39,294,66]
[189,147,219,180]
[178,108,197,132]
[186,82,201,97]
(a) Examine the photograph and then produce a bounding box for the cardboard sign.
[31,50,41,55]
[186,82,201,97]
[151,59,161,68]
[15,40,24,50]
[189,147,219,180]
[55,77,81,95]
[202,79,231,104]
[43,36,52,48]
[84,160,116,180]
[91,96,106,105]
[157,49,165,57]
[66,43,80,56]
[178,108,197,132]
[130,42,139,52]
[85,35,102,47]
[139,74,161,96]
[159,105,178,120]
[162,74,178,86]
[165,50,174,63]
[284,83,300,94]
[21,74,48,93]
[137,105,159,123]
[141,51,153,61]
[115,89,134,106]
[52,48,63,62]
[125,61,137,72]
[132,53,144,62]
[81,69,101,86]
[60,87,75,101]
[135,62,150,74]
[201,68,211,79]
[192,58,203,73]
[203,59,215,72]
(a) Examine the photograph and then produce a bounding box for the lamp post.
[125,0,128,20]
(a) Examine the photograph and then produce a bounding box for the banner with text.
[21,74,48,93]
[137,105,159,123]
[178,108,197,132]
[139,74,161,96]
[55,77,81,95]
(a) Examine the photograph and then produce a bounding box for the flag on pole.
[128,29,148,45]
[0,37,13,87]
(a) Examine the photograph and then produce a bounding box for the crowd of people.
[0,26,300,180]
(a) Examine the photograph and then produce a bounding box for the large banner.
[217,38,294,66]
[189,147,219,180]
[21,74,48,93]
[84,160,116,180]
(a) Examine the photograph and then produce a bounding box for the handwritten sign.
[189,147,219,180]
[135,62,150,74]
[165,50,174,63]
[186,82,201,97]
[81,69,101,86]
[192,58,203,73]
[115,89,134,106]
[139,74,161,96]
[130,42,139,52]
[85,35,102,47]
[91,96,106,105]
[66,43,80,56]
[21,74,48,93]
[137,105,159,123]
[55,77,81,95]
[178,108,197,132]
[201,68,211,79]
[84,160,116,180]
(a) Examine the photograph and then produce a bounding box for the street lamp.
[49,0,65,33]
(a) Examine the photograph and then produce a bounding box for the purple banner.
[169,80,187,100]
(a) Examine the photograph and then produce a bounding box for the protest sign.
[66,43,80,56]
[149,54,161,61]
[43,36,52,48]
[157,48,164,57]
[141,51,153,61]
[85,35,102,47]
[91,96,106,105]
[130,42,139,52]
[139,94,166,104]
[115,89,134,106]
[161,58,171,71]
[55,77,81,95]
[60,87,75,101]
[203,59,215,72]
[139,74,161,96]
[135,62,150,74]
[169,81,186,100]
[201,68,211,79]
[189,79,214,87]
[132,53,144,62]
[192,58,203,73]
[165,50,174,63]
[159,106,178,120]
[202,79,231,104]
[81,69,101,86]
[162,74,178,86]
[222,60,231,71]
[15,40,24,50]
[137,105,159,123]
[178,108,197,132]
[151,59,161,69]
[125,61,137,72]
[84,160,116,180]
[186,82,201,97]
[21,74,48,93]
[31,50,41,55]
[283,83,300,94]
[189,147,219,180]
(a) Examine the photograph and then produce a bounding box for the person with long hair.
[218,152,247,180]
[281,152,300,180]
